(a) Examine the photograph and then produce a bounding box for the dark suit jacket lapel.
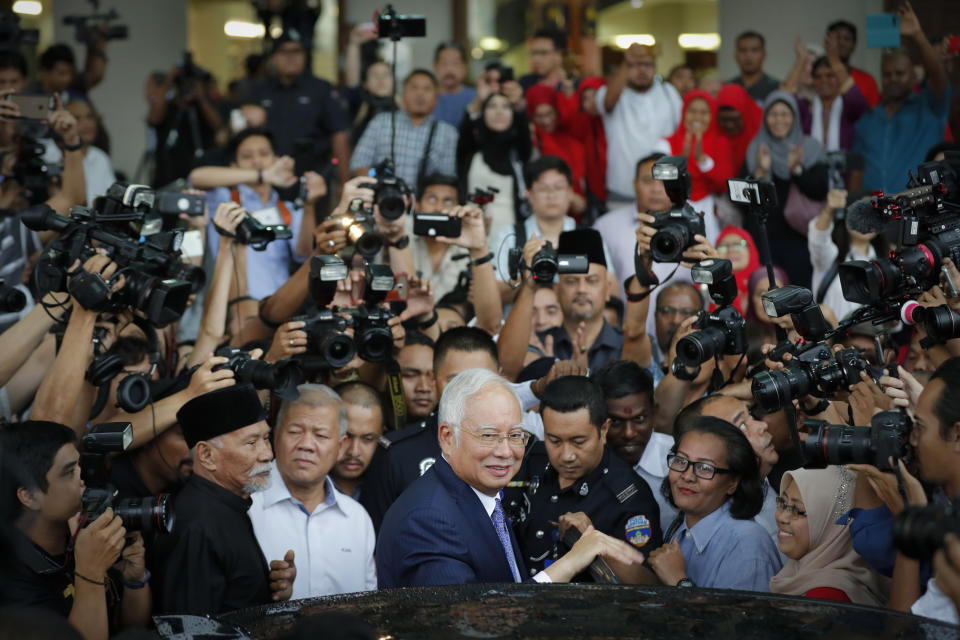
[433,457,516,582]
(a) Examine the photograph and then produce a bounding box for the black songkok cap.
[272,28,305,52]
[558,228,606,268]
[177,383,267,449]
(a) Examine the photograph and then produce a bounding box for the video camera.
[24,182,206,326]
[63,2,128,43]
[648,156,706,263]
[79,422,173,534]
[0,12,38,51]
[803,409,913,472]
[839,154,960,308]
[213,346,302,401]
[13,134,61,205]
[675,259,746,370]
[894,499,960,562]
[508,240,589,285]
[902,302,960,347]
[173,51,212,96]
[376,4,426,40]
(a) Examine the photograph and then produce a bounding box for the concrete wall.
[51,0,188,180]
[716,0,884,81]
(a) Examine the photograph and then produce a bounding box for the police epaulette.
[377,436,392,450]
[616,484,638,504]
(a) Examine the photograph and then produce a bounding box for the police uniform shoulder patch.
[418,457,436,476]
[615,483,638,504]
[625,514,652,547]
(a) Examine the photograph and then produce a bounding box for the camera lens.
[838,259,902,305]
[0,285,25,312]
[114,493,175,534]
[893,504,959,562]
[650,225,687,263]
[675,326,725,368]
[319,331,356,369]
[919,305,960,342]
[356,326,393,363]
[377,184,406,220]
[802,424,874,467]
[751,364,813,413]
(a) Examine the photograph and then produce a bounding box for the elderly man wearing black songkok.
[153,384,296,615]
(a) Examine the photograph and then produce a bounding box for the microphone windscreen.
[845,199,889,235]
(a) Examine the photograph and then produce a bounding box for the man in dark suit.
[376,368,644,587]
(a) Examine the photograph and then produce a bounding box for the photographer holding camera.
[0,420,151,639]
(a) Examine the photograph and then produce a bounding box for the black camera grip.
[67,269,112,311]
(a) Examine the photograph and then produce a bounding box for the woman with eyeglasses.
[770,466,888,604]
[647,416,781,590]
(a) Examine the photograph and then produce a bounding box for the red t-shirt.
[805,587,852,603]
[850,67,880,108]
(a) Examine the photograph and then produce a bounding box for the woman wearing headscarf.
[664,89,733,242]
[715,226,760,315]
[770,466,889,605]
[526,83,587,220]
[456,91,533,239]
[556,76,608,206]
[716,84,763,174]
[745,90,829,287]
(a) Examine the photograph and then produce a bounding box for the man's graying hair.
[438,368,521,446]
[277,384,348,438]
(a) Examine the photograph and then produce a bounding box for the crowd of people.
[4,2,960,638]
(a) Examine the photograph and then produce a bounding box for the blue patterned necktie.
[491,496,522,582]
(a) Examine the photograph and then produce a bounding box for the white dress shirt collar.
[260,463,342,516]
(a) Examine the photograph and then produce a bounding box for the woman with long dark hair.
[647,417,782,591]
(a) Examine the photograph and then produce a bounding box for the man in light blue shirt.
[433,42,476,130]
[852,7,949,194]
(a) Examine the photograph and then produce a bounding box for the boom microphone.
[845,198,890,235]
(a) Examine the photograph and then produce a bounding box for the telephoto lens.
[214,346,303,401]
[675,322,726,368]
[893,501,960,562]
[302,311,356,369]
[114,494,175,534]
[802,410,911,471]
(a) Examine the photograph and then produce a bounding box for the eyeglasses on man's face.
[461,426,530,449]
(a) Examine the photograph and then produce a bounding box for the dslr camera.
[333,197,383,258]
[63,3,128,43]
[894,499,960,562]
[364,159,411,221]
[213,346,302,401]
[751,343,869,413]
[648,156,706,263]
[79,422,174,534]
[803,409,913,472]
[25,183,205,326]
[508,241,588,285]
[675,259,746,369]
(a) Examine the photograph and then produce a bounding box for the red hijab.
[666,90,732,201]
[527,84,587,198]
[716,84,763,174]
[716,225,760,314]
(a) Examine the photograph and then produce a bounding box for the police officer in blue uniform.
[512,376,663,581]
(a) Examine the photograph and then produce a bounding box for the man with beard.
[852,1,949,194]
[331,381,385,501]
[249,385,376,597]
[153,384,296,615]
[397,333,438,422]
[595,44,681,204]
[535,229,623,371]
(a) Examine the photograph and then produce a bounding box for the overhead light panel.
[678,33,721,50]
[479,37,506,51]
[12,1,42,15]
[614,34,655,49]
[224,20,265,39]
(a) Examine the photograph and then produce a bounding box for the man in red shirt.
[826,20,881,107]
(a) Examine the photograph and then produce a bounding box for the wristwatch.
[387,235,410,250]
[676,577,695,588]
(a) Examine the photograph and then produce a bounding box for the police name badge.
[625,514,652,547]
[251,206,284,226]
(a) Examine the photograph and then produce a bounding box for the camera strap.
[385,357,406,432]
[815,263,840,305]
[230,188,292,226]
[415,120,439,196]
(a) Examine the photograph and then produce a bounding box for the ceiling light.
[614,34,655,49]
[678,33,721,50]
[12,1,42,16]
[224,20,265,39]
[478,37,506,51]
